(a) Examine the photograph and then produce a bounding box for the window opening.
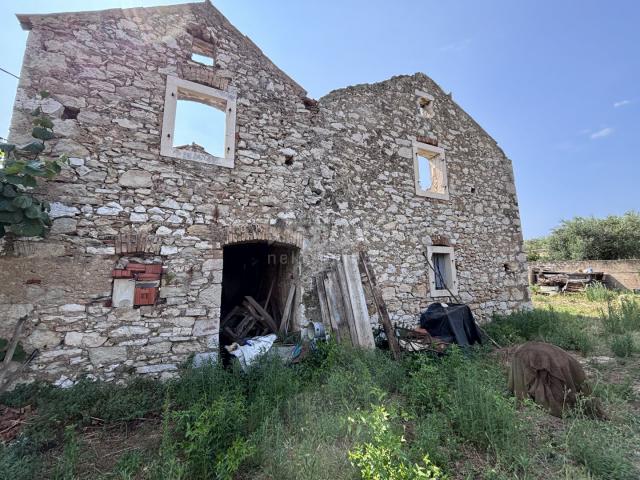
[433,253,448,290]
[160,76,236,168]
[191,52,215,66]
[174,99,225,158]
[413,142,449,200]
[427,246,458,297]
[417,154,432,190]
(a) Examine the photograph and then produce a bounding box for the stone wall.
[529,260,640,291]
[1,2,530,386]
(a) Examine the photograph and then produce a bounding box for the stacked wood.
[221,285,297,342]
[532,269,604,293]
[316,254,375,349]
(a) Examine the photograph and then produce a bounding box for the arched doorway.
[220,241,299,352]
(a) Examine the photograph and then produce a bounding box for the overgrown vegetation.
[0,90,67,240]
[525,211,640,261]
[1,294,639,480]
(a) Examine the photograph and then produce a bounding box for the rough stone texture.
[1,2,529,386]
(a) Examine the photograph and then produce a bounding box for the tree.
[0,91,67,239]
[524,237,550,262]
[545,212,640,260]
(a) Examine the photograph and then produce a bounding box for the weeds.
[348,405,444,479]
[486,308,595,354]
[52,426,79,480]
[1,300,639,479]
[601,296,640,333]
[566,419,637,480]
[585,282,615,302]
[610,334,636,357]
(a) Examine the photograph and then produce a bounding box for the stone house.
[0,1,530,385]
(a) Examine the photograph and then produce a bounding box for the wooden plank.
[244,296,278,331]
[324,270,352,344]
[220,305,241,328]
[341,254,375,348]
[359,251,401,360]
[335,259,360,347]
[280,283,297,334]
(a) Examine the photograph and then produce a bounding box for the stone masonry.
[0,1,530,386]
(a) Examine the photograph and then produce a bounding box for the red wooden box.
[134,287,158,306]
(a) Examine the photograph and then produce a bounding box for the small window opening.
[433,253,450,290]
[62,106,80,120]
[173,98,226,158]
[427,246,458,297]
[191,52,215,66]
[416,90,435,119]
[417,155,432,190]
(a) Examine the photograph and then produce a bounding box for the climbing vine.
[0,91,67,238]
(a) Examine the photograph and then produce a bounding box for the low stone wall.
[529,260,640,291]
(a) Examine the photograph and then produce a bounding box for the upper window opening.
[413,141,449,200]
[415,89,435,119]
[191,52,215,67]
[160,76,237,168]
[417,155,432,190]
[174,99,225,158]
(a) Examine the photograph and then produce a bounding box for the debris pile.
[531,268,604,293]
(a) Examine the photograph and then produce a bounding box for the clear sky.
[1,0,638,239]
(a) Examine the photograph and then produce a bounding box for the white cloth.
[229,334,277,371]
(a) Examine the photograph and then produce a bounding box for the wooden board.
[279,283,297,334]
[341,254,375,348]
[324,269,352,344]
[335,259,359,346]
[359,251,401,359]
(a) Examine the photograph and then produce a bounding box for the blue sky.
[1,0,638,239]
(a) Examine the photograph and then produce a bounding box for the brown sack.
[508,342,602,417]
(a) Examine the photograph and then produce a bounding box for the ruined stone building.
[0,1,530,385]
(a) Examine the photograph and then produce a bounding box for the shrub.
[172,394,248,479]
[610,334,636,358]
[348,405,444,479]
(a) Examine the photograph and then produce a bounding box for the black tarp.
[419,303,482,347]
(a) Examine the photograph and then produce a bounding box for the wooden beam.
[244,296,278,332]
[280,283,297,334]
[359,251,401,360]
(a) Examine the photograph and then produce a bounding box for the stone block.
[118,169,153,188]
[88,346,127,366]
[65,331,107,348]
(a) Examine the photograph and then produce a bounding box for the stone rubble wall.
[0,2,530,386]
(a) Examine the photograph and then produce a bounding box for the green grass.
[485,308,596,355]
[610,334,636,357]
[1,297,639,480]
